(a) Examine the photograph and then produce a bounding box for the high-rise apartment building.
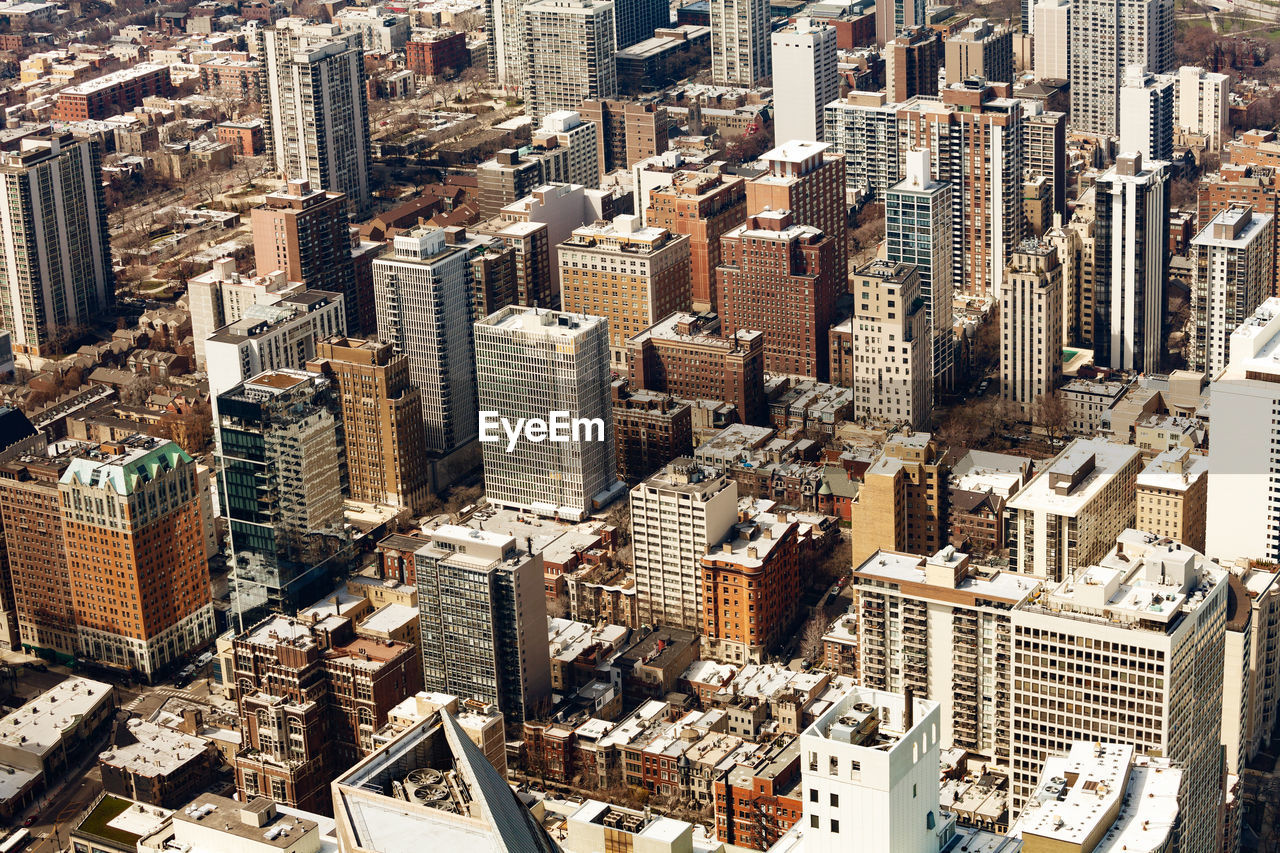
[1032,0,1069,80]
[578,97,670,173]
[627,312,767,424]
[1068,0,1174,135]
[258,21,371,216]
[484,0,528,85]
[1199,165,1280,298]
[251,180,366,334]
[1009,531,1226,853]
[1005,437,1142,581]
[558,215,691,373]
[524,0,617,123]
[474,307,625,521]
[613,0,669,47]
[1044,213,1085,345]
[0,130,112,358]
[771,18,838,144]
[710,0,770,86]
[944,18,1013,86]
[305,338,431,513]
[644,170,746,312]
[718,210,839,380]
[823,92,902,202]
[61,437,216,679]
[1094,153,1170,374]
[875,0,925,44]
[701,507,800,664]
[1000,240,1063,420]
[1118,64,1175,162]
[612,387,692,484]
[886,149,954,389]
[849,433,947,563]
[884,26,941,104]
[372,226,479,476]
[414,525,551,724]
[1135,446,1208,552]
[851,546,1039,764]
[531,111,602,190]
[630,460,738,631]
[1222,563,1280,774]
[216,370,347,621]
[1176,65,1229,150]
[1022,106,1068,218]
[745,140,847,282]
[900,83,1024,299]
[187,260,303,369]
[839,260,931,429]
[472,218,554,315]
[1191,204,1274,376]
[1208,298,1280,564]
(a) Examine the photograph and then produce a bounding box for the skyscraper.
[61,436,216,679]
[484,0,529,86]
[414,525,552,724]
[1191,205,1274,376]
[1094,152,1170,373]
[216,370,347,621]
[886,149,955,389]
[258,21,372,216]
[372,226,480,477]
[524,0,617,123]
[1000,239,1064,419]
[770,18,838,144]
[631,460,738,631]
[1176,65,1230,150]
[823,92,902,201]
[474,306,625,521]
[613,0,670,48]
[1032,0,1070,80]
[943,18,1013,86]
[0,130,112,359]
[884,26,941,104]
[1118,63,1175,162]
[875,0,925,44]
[187,260,304,369]
[745,140,847,282]
[710,0,770,86]
[305,338,432,512]
[1068,0,1174,135]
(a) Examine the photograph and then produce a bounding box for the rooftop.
[476,305,605,339]
[172,795,320,849]
[0,678,112,758]
[1007,438,1141,516]
[99,719,210,777]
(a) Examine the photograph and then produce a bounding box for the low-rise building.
[99,720,219,808]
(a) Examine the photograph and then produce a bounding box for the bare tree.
[1034,391,1070,441]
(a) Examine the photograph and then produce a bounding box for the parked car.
[196,652,213,667]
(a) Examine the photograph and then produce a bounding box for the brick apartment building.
[52,64,173,122]
[645,170,746,312]
[611,385,693,485]
[406,31,468,77]
[216,119,265,156]
[578,97,671,173]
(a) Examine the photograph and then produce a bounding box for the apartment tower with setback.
[0,130,112,358]
[943,18,1013,86]
[710,0,770,86]
[630,460,738,631]
[414,525,551,724]
[60,437,216,678]
[1118,64,1175,163]
[258,21,372,216]
[884,26,942,104]
[886,149,954,388]
[745,140,847,285]
[523,0,617,123]
[372,226,479,485]
[770,18,838,144]
[644,170,746,313]
[474,307,625,522]
[1068,0,1174,135]
[1094,152,1170,374]
[1000,239,1064,420]
[1191,204,1274,376]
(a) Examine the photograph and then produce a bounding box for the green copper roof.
[60,440,192,495]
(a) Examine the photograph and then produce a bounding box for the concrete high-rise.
[770,18,838,144]
[1208,298,1280,564]
[251,180,366,334]
[1022,106,1068,218]
[718,209,840,379]
[578,97,671,173]
[644,170,746,312]
[630,460,738,631]
[531,111,602,190]
[614,0,670,48]
[414,525,551,724]
[1118,63,1175,162]
[823,92,902,201]
[884,26,941,104]
[1068,0,1174,135]
[1032,0,1069,79]
[373,226,479,481]
[258,21,372,216]
[524,0,617,123]
[745,140,847,283]
[943,18,1013,86]
[306,338,431,513]
[1094,152,1170,374]
[1199,165,1280,298]
[474,306,625,522]
[840,260,931,429]
[216,370,347,621]
[187,260,303,369]
[0,130,112,359]
[710,0,770,86]
[558,214,691,374]
[1176,65,1229,150]
[885,149,955,389]
[1000,239,1064,420]
[1191,204,1274,376]
[875,0,925,44]
[484,0,528,86]
[61,437,216,679]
